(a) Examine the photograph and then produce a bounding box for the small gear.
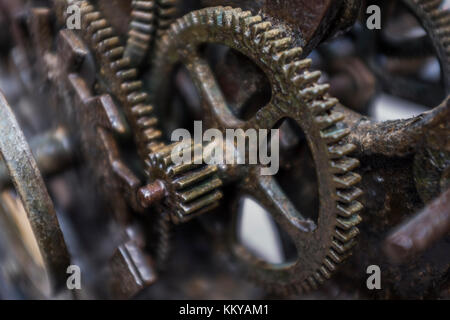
[149,6,363,295]
[140,141,223,224]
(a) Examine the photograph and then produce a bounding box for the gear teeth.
[323,258,336,272]
[292,70,321,87]
[268,37,292,55]
[330,157,360,174]
[337,201,363,218]
[313,272,325,284]
[306,277,319,290]
[315,111,345,130]
[276,47,303,65]
[251,21,272,38]
[332,239,356,254]
[92,27,113,43]
[335,227,359,243]
[148,141,223,223]
[125,0,155,66]
[117,68,138,80]
[337,187,364,203]
[327,249,343,264]
[257,29,282,49]
[333,172,362,188]
[321,127,351,144]
[173,166,218,189]
[337,214,362,230]
[319,266,331,279]
[404,0,450,86]
[328,143,357,158]
[299,83,330,101]
[310,97,338,115]
[284,59,312,79]
[75,0,163,164]
[157,0,178,33]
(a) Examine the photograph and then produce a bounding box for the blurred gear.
[124,0,178,66]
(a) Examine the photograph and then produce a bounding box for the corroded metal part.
[384,187,450,264]
[109,227,158,299]
[141,140,224,224]
[202,0,362,51]
[125,0,155,66]
[148,6,363,295]
[343,98,450,158]
[0,91,70,292]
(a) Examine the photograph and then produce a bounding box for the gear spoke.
[243,100,283,130]
[183,51,242,128]
[245,173,317,238]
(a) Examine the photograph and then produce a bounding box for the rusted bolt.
[138,180,167,208]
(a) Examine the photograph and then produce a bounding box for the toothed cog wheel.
[147,7,364,294]
[140,141,224,224]
[125,0,178,66]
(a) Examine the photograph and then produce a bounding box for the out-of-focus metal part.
[401,0,450,90]
[96,0,133,36]
[328,58,377,113]
[0,127,73,189]
[49,7,159,298]
[125,0,178,66]
[384,187,450,264]
[125,0,155,66]
[0,90,70,292]
[109,227,157,299]
[359,0,450,107]
[202,0,362,51]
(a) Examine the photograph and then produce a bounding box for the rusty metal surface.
[0,0,448,300]
[384,187,450,264]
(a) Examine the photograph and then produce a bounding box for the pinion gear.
[143,141,223,224]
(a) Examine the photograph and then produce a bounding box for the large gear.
[148,6,363,294]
